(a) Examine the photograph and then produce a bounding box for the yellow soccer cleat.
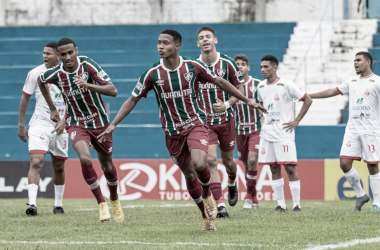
[98,202,111,222]
[203,218,217,231]
[110,199,124,223]
[202,193,217,220]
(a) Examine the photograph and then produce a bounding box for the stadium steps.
[278,19,377,125]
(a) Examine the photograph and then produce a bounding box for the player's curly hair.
[356,51,373,69]
[261,55,278,67]
[235,54,249,65]
[57,38,76,49]
[160,29,182,44]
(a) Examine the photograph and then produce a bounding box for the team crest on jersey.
[71,131,76,140]
[274,94,279,101]
[40,134,45,140]
[261,148,265,154]
[249,86,257,94]
[217,69,226,78]
[184,72,194,82]
[370,79,375,82]
[66,117,71,124]
[365,89,370,95]
[80,72,89,81]
[57,81,64,86]
[156,80,165,86]
[346,141,351,147]
[235,71,243,78]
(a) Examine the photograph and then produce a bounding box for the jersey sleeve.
[287,81,306,101]
[85,58,110,85]
[192,60,217,83]
[40,68,56,84]
[257,88,263,103]
[227,61,244,86]
[337,78,350,95]
[22,70,37,96]
[132,69,154,98]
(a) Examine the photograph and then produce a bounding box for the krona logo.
[357,98,364,104]
[268,103,273,110]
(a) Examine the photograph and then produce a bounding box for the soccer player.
[18,42,67,216]
[97,29,266,231]
[233,54,262,209]
[196,27,243,218]
[37,38,124,223]
[257,55,312,212]
[310,51,380,212]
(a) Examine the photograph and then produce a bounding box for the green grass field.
[1,199,380,250]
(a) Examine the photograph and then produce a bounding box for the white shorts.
[258,138,297,165]
[340,132,380,164]
[28,121,69,159]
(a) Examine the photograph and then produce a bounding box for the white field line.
[77,203,195,211]
[304,237,380,250]
[0,240,268,248]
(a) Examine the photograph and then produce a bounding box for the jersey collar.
[360,73,374,79]
[198,52,220,67]
[60,56,81,74]
[243,76,252,85]
[266,77,280,85]
[160,56,183,71]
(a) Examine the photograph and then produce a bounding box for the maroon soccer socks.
[81,164,105,204]
[245,170,258,203]
[186,178,207,218]
[104,165,119,201]
[196,166,212,198]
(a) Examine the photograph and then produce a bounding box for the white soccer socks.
[54,184,65,207]
[344,167,366,198]
[271,178,286,209]
[370,172,380,206]
[28,183,39,206]
[289,180,301,209]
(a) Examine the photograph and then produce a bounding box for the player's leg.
[246,131,261,209]
[340,133,369,211]
[284,165,300,211]
[236,133,252,209]
[50,155,65,214]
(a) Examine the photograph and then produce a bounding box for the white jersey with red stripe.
[257,77,306,142]
[337,73,380,135]
[22,64,66,126]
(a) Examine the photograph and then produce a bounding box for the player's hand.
[52,119,65,135]
[283,120,299,132]
[260,115,265,125]
[50,109,60,122]
[213,98,227,113]
[97,124,116,143]
[18,125,28,143]
[247,100,267,113]
[73,76,88,89]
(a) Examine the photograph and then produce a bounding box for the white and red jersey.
[234,76,262,135]
[257,77,306,142]
[337,73,380,135]
[23,64,66,126]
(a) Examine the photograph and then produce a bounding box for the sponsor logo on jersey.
[370,79,375,82]
[346,141,351,147]
[353,106,370,111]
[276,83,285,86]
[229,141,235,147]
[71,131,76,140]
[366,113,370,119]
[240,122,255,126]
[54,93,62,100]
[357,98,364,104]
[135,82,145,91]
[360,112,365,120]
[63,87,88,98]
[200,139,208,146]
[274,94,279,101]
[175,117,198,128]
[351,79,357,82]
[80,72,89,81]
[217,69,226,78]
[171,156,178,165]
[268,103,273,110]
[259,84,265,88]
[268,118,280,125]
[155,80,165,86]
[267,112,280,116]
[198,82,218,89]
[183,72,194,82]
[108,147,113,153]
[57,81,64,86]
[161,89,192,99]
[98,70,107,79]
[77,112,98,123]
[365,89,370,95]
[235,71,243,78]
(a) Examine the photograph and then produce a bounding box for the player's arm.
[309,88,340,99]
[51,109,67,135]
[37,77,60,122]
[18,93,31,143]
[73,77,117,97]
[213,83,244,112]
[283,94,313,132]
[212,77,267,113]
[97,96,141,143]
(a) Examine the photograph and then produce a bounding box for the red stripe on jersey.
[336,87,343,95]
[22,91,32,96]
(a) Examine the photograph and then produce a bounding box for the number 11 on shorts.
[283,145,289,153]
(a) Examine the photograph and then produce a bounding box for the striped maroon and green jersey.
[197,52,243,125]
[235,76,262,135]
[132,56,217,136]
[40,56,110,129]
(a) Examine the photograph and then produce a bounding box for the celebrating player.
[196,27,243,217]
[37,38,124,223]
[257,55,312,212]
[233,54,262,209]
[19,42,67,216]
[97,29,266,231]
[310,52,380,212]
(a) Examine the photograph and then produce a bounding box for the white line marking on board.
[77,203,195,211]
[303,237,380,250]
[0,240,268,248]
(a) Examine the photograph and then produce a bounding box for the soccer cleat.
[216,206,229,218]
[26,204,37,216]
[352,194,370,211]
[293,205,301,212]
[203,193,217,220]
[274,206,287,212]
[98,202,111,222]
[110,199,124,223]
[371,205,380,212]
[53,206,65,214]
[252,196,260,209]
[243,199,253,209]
[228,182,239,206]
[203,218,217,231]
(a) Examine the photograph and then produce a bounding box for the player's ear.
[197,41,199,47]
[214,37,218,44]
[247,65,250,72]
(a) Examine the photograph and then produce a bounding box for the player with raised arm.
[196,27,244,218]
[97,29,266,231]
[257,55,312,212]
[310,52,380,212]
[37,38,124,223]
[19,42,67,216]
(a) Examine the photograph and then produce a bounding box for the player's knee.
[101,163,113,172]
[285,166,297,176]
[206,155,218,169]
[53,164,64,174]
[247,157,257,170]
[222,158,235,169]
[193,159,207,172]
[30,157,44,170]
[79,156,92,166]
[182,169,197,182]
[339,161,351,172]
[270,165,281,174]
